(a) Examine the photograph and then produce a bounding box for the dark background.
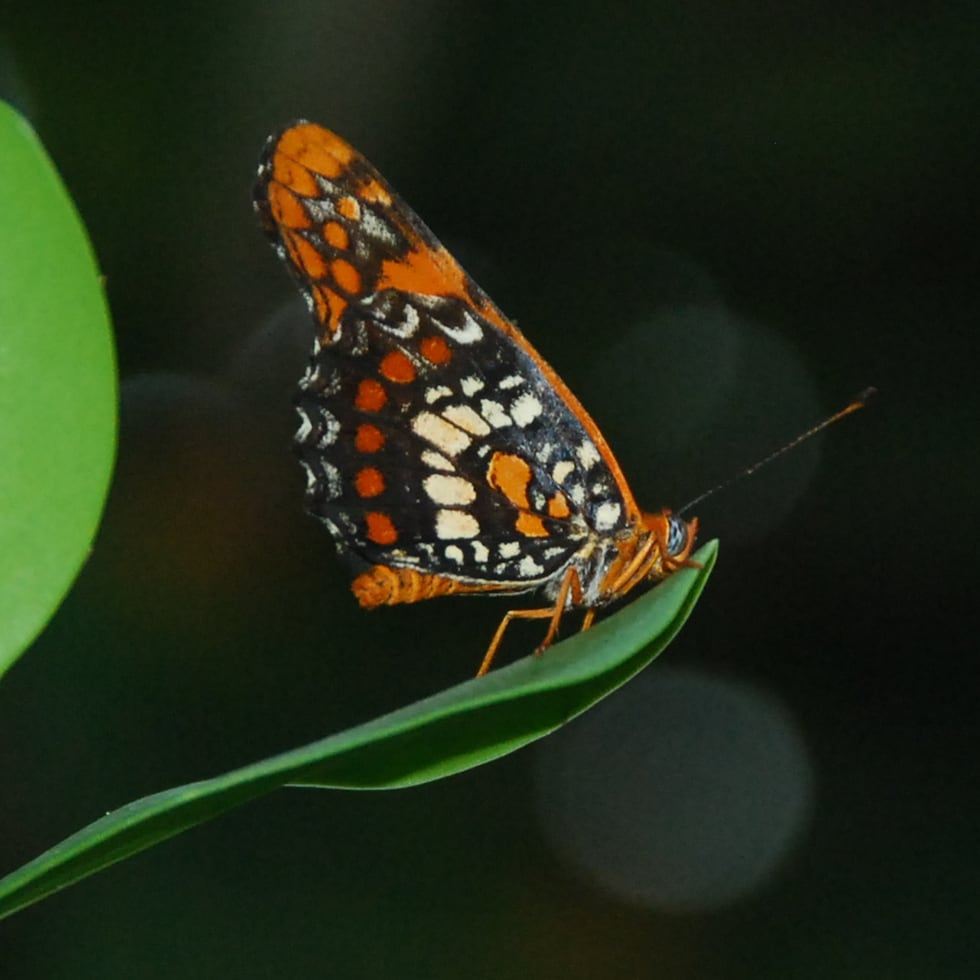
[1,2,977,976]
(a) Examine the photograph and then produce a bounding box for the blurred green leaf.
[0,539,715,920]
[0,100,117,680]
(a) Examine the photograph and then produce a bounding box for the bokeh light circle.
[535,667,814,912]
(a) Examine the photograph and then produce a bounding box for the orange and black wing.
[254,122,640,594]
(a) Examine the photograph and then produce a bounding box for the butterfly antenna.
[677,387,877,516]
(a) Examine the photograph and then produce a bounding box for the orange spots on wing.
[331,258,361,294]
[380,245,468,299]
[420,335,452,364]
[313,289,332,330]
[337,195,361,221]
[547,492,571,519]
[359,178,392,206]
[355,423,385,453]
[487,452,532,509]
[380,350,416,383]
[355,379,387,412]
[365,512,398,545]
[271,153,319,197]
[286,233,328,281]
[267,183,311,229]
[515,512,548,538]
[323,221,349,249]
[276,123,350,179]
[312,286,345,337]
[355,467,385,498]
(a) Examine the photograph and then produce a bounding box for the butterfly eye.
[665,514,689,558]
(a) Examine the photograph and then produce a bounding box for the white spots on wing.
[320,516,342,541]
[347,321,367,355]
[435,509,481,540]
[499,541,521,559]
[519,555,544,578]
[304,405,338,448]
[295,407,313,442]
[303,191,337,222]
[530,490,546,511]
[323,462,342,498]
[424,473,477,507]
[460,375,485,397]
[480,399,512,429]
[442,403,491,436]
[594,501,622,531]
[421,449,455,472]
[315,198,341,223]
[306,459,341,498]
[376,300,420,338]
[499,374,524,390]
[552,460,574,484]
[576,440,601,470]
[425,385,453,404]
[299,360,340,395]
[360,207,398,246]
[313,174,343,202]
[472,540,490,563]
[435,309,484,344]
[412,411,472,456]
[568,484,586,507]
[510,392,543,428]
[337,512,358,537]
[444,545,464,564]
[353,238,374,264]
[402,302,420,335]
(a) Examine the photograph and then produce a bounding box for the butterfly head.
[642,509,699,576]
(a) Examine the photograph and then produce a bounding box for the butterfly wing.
[255,123,642,595]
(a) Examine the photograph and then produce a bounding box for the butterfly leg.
[476,607,555,677]
[535,566,584,653]
[475,567,585,677]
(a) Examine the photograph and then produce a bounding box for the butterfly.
[254,122,698,675]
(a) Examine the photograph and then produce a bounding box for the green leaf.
[0,101,117,680]
[0,539,715,920]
